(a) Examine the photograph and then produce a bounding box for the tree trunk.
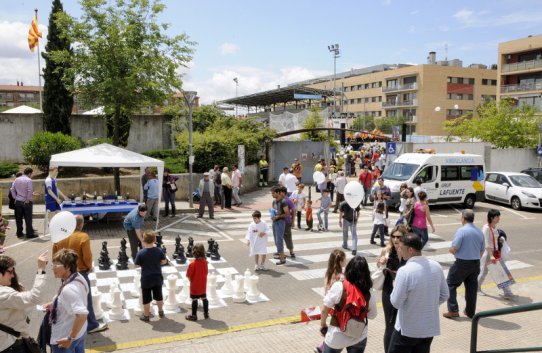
[113,103,121,193]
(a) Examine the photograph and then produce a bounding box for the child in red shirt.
[185,243,209,321]
[305,200,313,231]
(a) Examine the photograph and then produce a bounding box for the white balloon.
[49,211,76,243]
[313,171,326,184]
[344,181,365,209]
[434,106,441,112]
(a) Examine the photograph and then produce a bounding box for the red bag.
[300,306,321,322]
[489,226,501,260]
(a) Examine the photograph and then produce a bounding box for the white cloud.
[0,20,47,85]
[183,65,328,104]
[453,8,542,28]
[219,43,240,56]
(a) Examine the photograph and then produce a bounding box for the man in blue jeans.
[271,186,288,265]
[339,200,360,255]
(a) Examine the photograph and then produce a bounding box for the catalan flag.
[28,15,42,53]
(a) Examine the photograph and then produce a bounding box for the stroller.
[192,188,201,203]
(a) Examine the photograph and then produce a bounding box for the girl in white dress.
[245,211,271,271]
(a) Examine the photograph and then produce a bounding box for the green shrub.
[142,149,185,173]
[22,132,81,172]
[0,163,19,178]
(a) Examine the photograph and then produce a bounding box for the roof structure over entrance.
[218,86,336,107]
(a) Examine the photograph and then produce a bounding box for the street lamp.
[183,90,197,208]
[233,77,239,117]
[327,43,340,163]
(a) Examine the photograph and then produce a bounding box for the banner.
[488,260,515,289]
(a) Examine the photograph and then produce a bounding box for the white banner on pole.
[238,145,245,173]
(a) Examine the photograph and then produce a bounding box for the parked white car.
[484,172,542,210]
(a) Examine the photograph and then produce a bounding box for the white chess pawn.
[207,272,220,306]
[232,275,246,303]
[92,290,104,320]
[164,274,179,310]
[177,277,190,304]
[220,271,234,297]
[130,271,141,298]
[106,281,119,308]
[108,288,125,320]
[243,268,251,292]
[246,275,261,302]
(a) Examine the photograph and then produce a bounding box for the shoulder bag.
[0,322,41,353]
[489,226,501,260]
[371,252,388,291]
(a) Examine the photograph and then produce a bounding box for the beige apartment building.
[498,34,542,110]
[301,54,497,136]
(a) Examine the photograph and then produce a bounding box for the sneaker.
[88,323,108,333]
[140,315,150,322]
[185,314,198,321]
[463,310,473,319]
[290,253,296,258]
[352,250,357,256]
[342,245,349,250]
[158,310,165,318]
[276,260,286,265]
[254,265,261,271]
[314,346,323,353]
[259,265,268,271]
[204,313,210,319]
[273,253,280,259]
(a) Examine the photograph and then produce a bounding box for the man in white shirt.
[389,233,449,353]
[231,164,243,206]
[333,171,347,213]
[278,167,288,187]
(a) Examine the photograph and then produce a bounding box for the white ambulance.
[380,153,485,209]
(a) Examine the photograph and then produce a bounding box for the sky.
[1,0,542,104]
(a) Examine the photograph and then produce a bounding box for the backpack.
[330,279,368,338]
[497,228,507,252]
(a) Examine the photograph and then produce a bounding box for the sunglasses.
[51,264,65,269]
[391,235,403,239]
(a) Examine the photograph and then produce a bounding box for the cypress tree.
[42,0,73,134]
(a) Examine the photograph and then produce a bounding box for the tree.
[22,132,81,172]
[51,0,195,192]
[300,108,328,141]
[443,100,540,148]
[375,115,406,134]
[42,0,73,134]
[352,114,376,131]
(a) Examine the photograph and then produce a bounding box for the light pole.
[183,90,197,208]
[233,77,239,117]
[327,43,340,161]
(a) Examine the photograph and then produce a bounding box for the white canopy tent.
[50,143,164,229]
[2,105,42,113]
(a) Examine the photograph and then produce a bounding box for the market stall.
[49,143,164,230]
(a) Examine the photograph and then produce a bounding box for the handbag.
[371,268,385,291]
[489,226,501,260]
[0,322,41,353]
[170,182,177,192]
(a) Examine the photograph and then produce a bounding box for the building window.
[357,85,362,90]
[447,93,473,100]
[447,77,474,84]
[357,98,362,103]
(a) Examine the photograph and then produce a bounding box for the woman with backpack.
[319,256,378,353]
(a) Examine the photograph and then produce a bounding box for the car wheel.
[463,194,475,209]
[511,196,522,210]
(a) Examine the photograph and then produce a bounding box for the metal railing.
[470,301,542,353]
[382,82,417,93]
[503,58,542,73]
[500,82,542,93]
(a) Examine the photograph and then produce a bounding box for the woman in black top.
[377,224,408,353]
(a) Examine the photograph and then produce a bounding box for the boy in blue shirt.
[317,189,332,231]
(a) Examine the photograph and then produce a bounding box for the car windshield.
[509,175,542,188]
[381,162,419,181]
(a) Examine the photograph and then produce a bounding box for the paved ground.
[2,183,542,353]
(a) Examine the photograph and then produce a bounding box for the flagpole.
[35,8,43,112]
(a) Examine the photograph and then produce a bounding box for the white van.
[380,153,485,209]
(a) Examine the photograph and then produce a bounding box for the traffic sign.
[386,142,396,155]
[537,146,542,157]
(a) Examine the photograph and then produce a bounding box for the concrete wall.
[0,113,173,162]
[269,141,329,184]
[488,148,539,172]
[1,164,259,205]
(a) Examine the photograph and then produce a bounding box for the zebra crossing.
[211,209,533,297]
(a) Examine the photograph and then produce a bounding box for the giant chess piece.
[206,272,220,306]
[133,295,144,316]
[99,241,112,270]
[116,238,129,270]
[177,277,190,304]
[130,270,141,298]
[156,232,167,257]
[206,238,215,257]
[173,235,181,260]
[210,242,221,261]
[92,290,104,320]
[186,236,194,258]
[232,275,246,303]
[176,243,187,265]
[246,275,261,302]
[164,274,180,311]
[108,288,125,320]
[220,271,234,297]
[244,268,251,292]
[106,281,120,308]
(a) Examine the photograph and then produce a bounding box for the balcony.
[382,99,418,109]
[502,58,542,74]
[382,82,417,93]
[500,82,542,94]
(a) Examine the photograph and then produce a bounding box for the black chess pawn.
[210,242,221,261]
[173,235,181,260]
[98,241,111,270]
[116,238,129,270]
[176,243,187,265]
[206,238,215,257]
[186,236,194,258]
[156,232,163,248]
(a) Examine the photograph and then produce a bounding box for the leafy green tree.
[42,0,73,134]
[300,108,327,141]
[22,132,81,172]
[375,116,406,134]
[443,100,540,148]
[51,0,195,191]
[352,114,376,131]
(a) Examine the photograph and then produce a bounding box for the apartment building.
[0,82,41,110]
[498,34,542,110]
[301,53,497,136]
